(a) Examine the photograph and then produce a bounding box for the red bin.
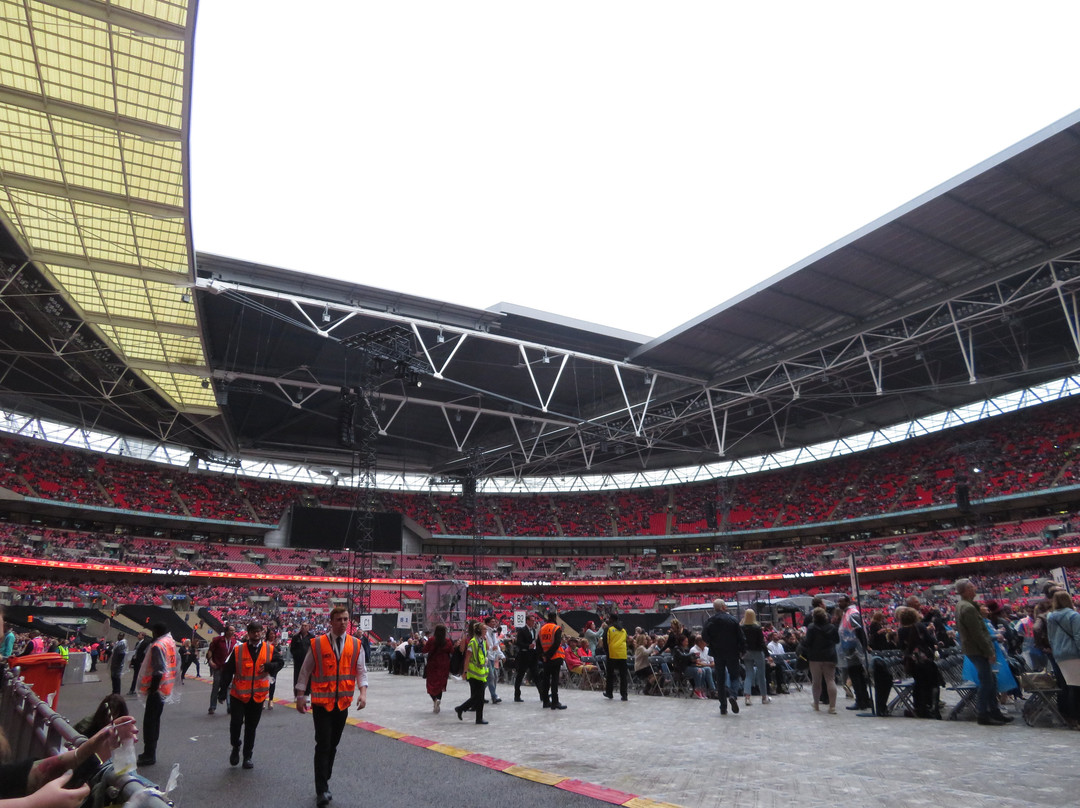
[8,653,67,709]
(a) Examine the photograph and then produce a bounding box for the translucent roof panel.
[0,0,209,416]
[143,368,218,411]
[107,0,189,28]
[49,265,198,328]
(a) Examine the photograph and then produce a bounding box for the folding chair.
[946,683,978,720]
[777,653,806,691]
[575,656,603,691]
[881,654,915,716]
[1020,672,1071,728]
[648,655,675,697]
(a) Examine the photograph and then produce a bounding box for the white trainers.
[434,700,441,714]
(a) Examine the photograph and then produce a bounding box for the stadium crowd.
[0,396,1078,538]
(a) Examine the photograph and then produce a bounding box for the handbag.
[1020,671,1056,691]
[903,626,931,675]
[794,642,809,671]
[449,646,464,676]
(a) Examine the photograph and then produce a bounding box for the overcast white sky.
[188,2,1080,340]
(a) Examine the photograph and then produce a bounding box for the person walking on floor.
[218,621,283,769]
[454,621,489,724]
[290,622,313,697]
[422,624,454,713]
[703,598,746,715]
[206,624,237,715]
[513,613,543,703]
[109,634,127,695]
[483,616,504,704]
[741,609,771,706]
[295,606,369,808]
[802,606,839,714]
[136,622,178,767]
[603,613,630,701]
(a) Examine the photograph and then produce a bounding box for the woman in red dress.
[422,623,454,713]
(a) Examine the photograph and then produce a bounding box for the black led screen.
[289,507,402,552]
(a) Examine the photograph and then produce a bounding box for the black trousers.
[229,695,264,758]
[848,659,872,709]
[456,678,486,723]
[605,658,629,699]
[110,670,123,695]
[872,657,892,715]
[514,652,540,699]
[910,660,938,717]
[540,658,562,706]
[312,704,349,794]
[142,692,164,757]
[295,660,311,695]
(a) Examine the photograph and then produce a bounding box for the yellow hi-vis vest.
[466,636,487,681]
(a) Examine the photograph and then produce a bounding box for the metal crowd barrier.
[1,662,173,808]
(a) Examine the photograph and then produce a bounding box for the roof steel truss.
[197,248,1080,477]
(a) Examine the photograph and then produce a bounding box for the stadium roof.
[2,1,1080,483]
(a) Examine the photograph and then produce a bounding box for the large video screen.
[289,507,402,552]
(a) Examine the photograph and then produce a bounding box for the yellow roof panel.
[99,324,205,366]
[143,368,218,410]
[50,264,197,327]
[109,0,189,28]
[0,0,209,417]
[0,189,83,253]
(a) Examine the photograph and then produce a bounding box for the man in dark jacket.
[218,621,284,768]
[109,634,127,695]
[127,634,151,695]
[290,623,312,696]
[206,624,237,715]
[513,613,542,703]
[703,599,745,715]
[837,594,873,711]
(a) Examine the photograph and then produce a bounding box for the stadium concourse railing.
[0,662,170,808]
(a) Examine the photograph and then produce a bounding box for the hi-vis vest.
[230,641,273,703]
[138,635,178,698]
[310,634,359,711]
[538,622,564,661]
[605,626,628,660]
[466,636,487,681]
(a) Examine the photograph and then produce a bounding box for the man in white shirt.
[483,616,504,704]
[766,633,790,695]
[393,638,411,674]
[689,636,717,697]
[295,606,368,808]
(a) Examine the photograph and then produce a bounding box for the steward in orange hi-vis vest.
[230,640,275,703]
[138,634,178,699]
[309,633,362,711]
[539,621,564,660]
[136,624,177,766]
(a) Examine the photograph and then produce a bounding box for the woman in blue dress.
[962,602,1019,700]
